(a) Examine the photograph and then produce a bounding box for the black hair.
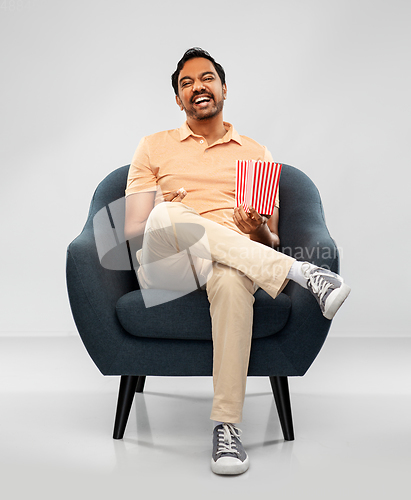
[171,47,226,96]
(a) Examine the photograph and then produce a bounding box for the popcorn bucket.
[235,160,282,216]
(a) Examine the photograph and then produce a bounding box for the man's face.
[175,57,227,121]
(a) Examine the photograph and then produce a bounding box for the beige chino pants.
[136,202,295,423]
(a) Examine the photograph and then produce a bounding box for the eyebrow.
[179,71,216,85]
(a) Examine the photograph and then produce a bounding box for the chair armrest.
[281,232,340,273]
[273,280,331,375]
[275,164,340,373]
[275,230,339,375]
[66,227,138,373]
[278,164,339,272]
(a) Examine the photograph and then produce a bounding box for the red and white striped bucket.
[235,160,282,215]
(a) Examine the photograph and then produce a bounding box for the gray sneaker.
[211,423,249,475]
[302,263,351,320]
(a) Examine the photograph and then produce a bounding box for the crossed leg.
[135,201,295,422]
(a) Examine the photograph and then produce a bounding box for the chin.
[195,107,223,121]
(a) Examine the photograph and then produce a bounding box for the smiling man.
[124,48,350,475]
[176,57,226,126]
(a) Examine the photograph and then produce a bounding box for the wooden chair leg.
[113,375,139,439]
[136,376,146,393]
[269,376,295,441]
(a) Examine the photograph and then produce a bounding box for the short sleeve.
[264,148,280,209]
[125,136,157,197]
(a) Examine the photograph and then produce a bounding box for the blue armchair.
[66,164,339,441]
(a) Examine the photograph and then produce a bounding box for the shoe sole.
[323,283,351,320]
[211,455,250,475]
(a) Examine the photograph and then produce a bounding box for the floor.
[1,335,410,500]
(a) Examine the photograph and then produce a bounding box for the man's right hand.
[163,187,187,202]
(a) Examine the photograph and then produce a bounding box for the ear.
[175,95,184,111]
[223,83,227,100]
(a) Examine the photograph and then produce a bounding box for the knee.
[148,201,190,226]
[150,201,170,218]
[207,265,255,302]
[146,202,173,230]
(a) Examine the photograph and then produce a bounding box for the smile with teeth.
[193,95,212,106]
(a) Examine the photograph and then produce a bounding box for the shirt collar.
[178,121,242,146]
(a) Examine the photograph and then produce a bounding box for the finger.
[238,206,257,226]
[234,207,242,220]
[250,208,268,227]
[233,217,248,232]
[165,188,187,202]
[234,207,248,227]
[233,210,248,231]
[176,187,187,199]
[164,190,179,201]
[248,207,261,221]
[172,187,187,202]
[238,205,250,221]
[235,213,256,234]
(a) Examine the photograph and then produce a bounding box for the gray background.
[1,0,410,337]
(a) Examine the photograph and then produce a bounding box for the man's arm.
[124,191,156,241]
[124,188,188,241]
[233,206,280,249]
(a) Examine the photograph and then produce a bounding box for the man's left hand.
[233,205,268,235]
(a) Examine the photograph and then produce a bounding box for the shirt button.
[200,139,204,144]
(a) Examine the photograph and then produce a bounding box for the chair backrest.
[84,165,136,273]
[87,165,130,219]
[278,165,338,272]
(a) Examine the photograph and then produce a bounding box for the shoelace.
[304,267,333,302]
[216,424,242,456]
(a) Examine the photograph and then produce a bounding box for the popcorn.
[235,160,282,216]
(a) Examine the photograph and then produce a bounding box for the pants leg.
[138,202,294,297]
[207,263,257,423]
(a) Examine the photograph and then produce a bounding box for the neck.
[186,114,227,145]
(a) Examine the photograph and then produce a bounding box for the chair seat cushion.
[116,288,291,340]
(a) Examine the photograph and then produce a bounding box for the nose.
[192,79,206,93]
